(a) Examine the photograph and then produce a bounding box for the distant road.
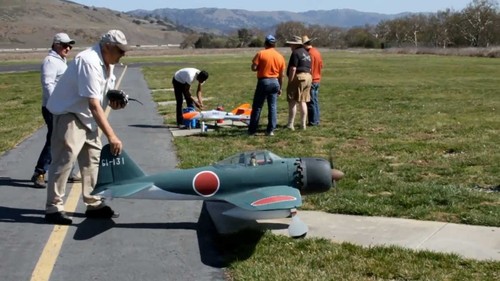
[0,61,182,74]
[0,64,39,73]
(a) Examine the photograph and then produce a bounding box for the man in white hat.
[31,33,77,189]
[285,35,312,131]
[44,30,130,224]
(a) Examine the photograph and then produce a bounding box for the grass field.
[140,50,500,227]
[1,49,499,280]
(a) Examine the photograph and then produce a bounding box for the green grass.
[141,51,500,227]
[221,232,499,281]
[141,51,499,279]
[0,71,43,153]
[1,50,499,280]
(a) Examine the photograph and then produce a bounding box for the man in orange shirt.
[248,35,286,136]
[303,35,323,126]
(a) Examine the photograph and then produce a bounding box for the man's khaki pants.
[45,113,103,213]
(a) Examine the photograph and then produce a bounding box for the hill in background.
[0,0,187,49]
[0,0,406,49]
[127,8,405,34]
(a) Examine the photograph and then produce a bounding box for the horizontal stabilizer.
[92,182,155,198]
[230,103,251,116]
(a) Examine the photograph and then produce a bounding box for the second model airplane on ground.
[92,144,344,238]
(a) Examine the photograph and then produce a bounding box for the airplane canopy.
[216,150,282,167]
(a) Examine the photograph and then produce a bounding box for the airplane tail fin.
[230,103,252,116]
[96,144,146,189]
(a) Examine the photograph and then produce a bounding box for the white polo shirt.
[174,68,200,85]
[40,50,67,106]
[47,44,116,131]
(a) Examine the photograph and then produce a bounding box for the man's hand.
[109,100,126,109]
[194,100,203,110]
[108,135,123,156]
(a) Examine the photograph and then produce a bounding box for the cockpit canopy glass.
[216,150,282,166]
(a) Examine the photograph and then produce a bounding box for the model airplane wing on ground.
[92,144,343,237]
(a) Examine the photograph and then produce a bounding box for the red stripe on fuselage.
[251,195,297,206]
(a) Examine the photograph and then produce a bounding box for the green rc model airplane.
[92,144,344,238]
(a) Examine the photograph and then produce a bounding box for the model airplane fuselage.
[92,145,342,237]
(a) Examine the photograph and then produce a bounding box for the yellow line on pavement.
[30,64,126,281]
[30,184,81,281]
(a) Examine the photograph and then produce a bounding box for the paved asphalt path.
[0,66,225,281]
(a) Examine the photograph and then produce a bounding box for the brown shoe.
[31,172,46,189]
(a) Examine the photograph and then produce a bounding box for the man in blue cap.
[248,35,286,136]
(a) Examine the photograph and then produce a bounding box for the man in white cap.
[44,30,130,224]
[31,33,77,189]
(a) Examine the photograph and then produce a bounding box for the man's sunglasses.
[59,43,73,50]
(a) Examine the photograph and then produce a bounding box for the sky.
[71,0,473,14]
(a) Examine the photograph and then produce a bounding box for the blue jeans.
[34,106,53,174]
[248,78,279,134]
[307,82,320,125]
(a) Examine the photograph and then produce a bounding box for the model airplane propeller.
[92,144,344,238]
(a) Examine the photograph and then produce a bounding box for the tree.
[459,0,498,46]
[275,21,307,45]
[237,28,253,47]
[344,27,378,48]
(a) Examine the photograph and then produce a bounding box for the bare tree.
[275,21,307,45]
[459,0,498,46]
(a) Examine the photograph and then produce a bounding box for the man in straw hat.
[285,35,312,130]
[44,30,130,224]
[302,35,323,126]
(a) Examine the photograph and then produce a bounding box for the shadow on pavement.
[0,206,46,224]
[128,124,170,129]
[71,202,264,268]
[0,177,35,188]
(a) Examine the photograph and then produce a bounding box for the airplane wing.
[220,185,302,211]
[223,114,250,121]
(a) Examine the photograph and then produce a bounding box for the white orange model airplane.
[182,103,252,124]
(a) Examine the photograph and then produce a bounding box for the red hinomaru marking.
[192,171,220,197]
[251,195,297,206]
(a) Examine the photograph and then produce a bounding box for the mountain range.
[127,8,407,34]
[0,0,407,49]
